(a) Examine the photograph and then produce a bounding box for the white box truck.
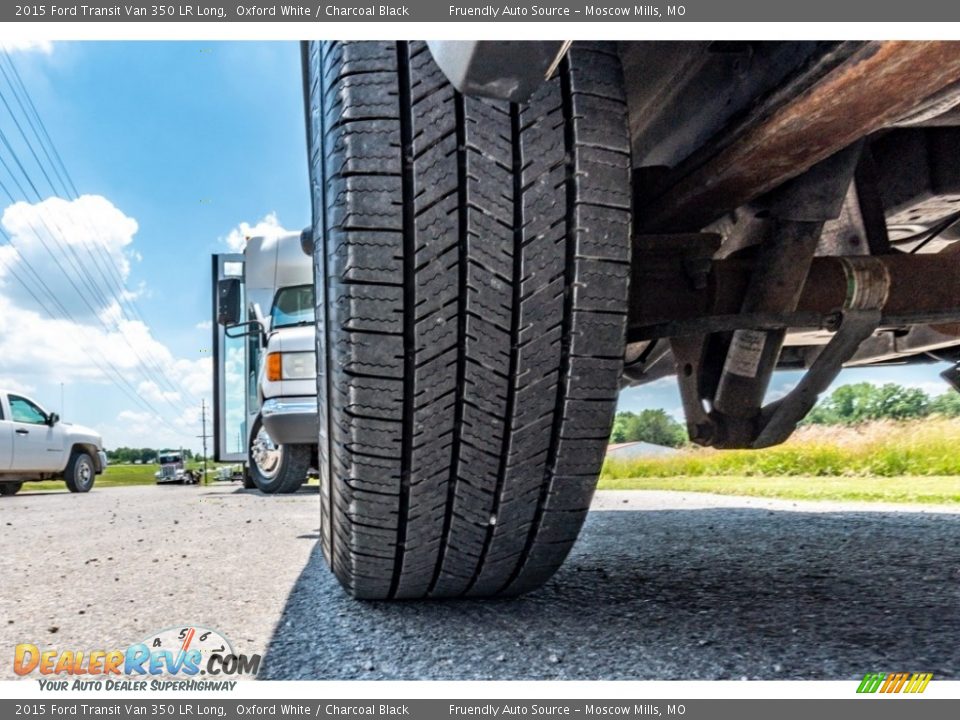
[211,230,317,493]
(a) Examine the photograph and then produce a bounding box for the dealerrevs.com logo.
[14,625,260,691]
[857,673,934,694]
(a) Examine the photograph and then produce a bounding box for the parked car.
[0,389,107,496]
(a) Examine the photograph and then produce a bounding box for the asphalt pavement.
[1,484,958,680]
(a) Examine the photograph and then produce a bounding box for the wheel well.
[69,444,102,473]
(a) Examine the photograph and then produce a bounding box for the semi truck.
[154,450,198,485]
[211,231,317,494]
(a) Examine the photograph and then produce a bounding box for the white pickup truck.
[0,390,107,496]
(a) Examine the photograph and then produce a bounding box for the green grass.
[18,420,960,504]
[597,475,960,504]
[600,419,960,504]
[603,419,960,479]
[23,463,207,492]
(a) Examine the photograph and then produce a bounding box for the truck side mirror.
[300,227,315,256]
[217,278,242,326]
[47,412,59,426]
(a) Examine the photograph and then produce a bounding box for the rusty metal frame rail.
[637,41,960,233]
[629,251,960,341]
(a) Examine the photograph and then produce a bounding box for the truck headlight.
[266,352,316,381]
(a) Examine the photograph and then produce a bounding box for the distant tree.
[930,391,960,417]
[107,447,138,463]
[610,411,636,443]
[869,383,929,420]
[610,409,686,447]
[806,382,930,424]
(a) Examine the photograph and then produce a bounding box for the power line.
[0,51,203,415]
[0,238,186,435]
[0,61,195,433]
[0,46,202,407]
[0,169,188,420]
[197,398,210,484]
[0,110,196,409]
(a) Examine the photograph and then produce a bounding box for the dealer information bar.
[2,701,959,720]
[7,0,960,22]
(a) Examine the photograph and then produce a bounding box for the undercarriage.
[618,41,960,448]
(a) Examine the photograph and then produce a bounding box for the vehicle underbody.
[617,40,960,448]
[301,40,960,598]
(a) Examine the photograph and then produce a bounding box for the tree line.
[804,382,960,424]
[106,447,195,463]
[611,382,960,446]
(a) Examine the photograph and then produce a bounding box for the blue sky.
[0,41,309,450]
[22,41,310,349]
[0,40,954,452]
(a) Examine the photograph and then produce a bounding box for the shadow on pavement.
[260,506,960,680]
[224,485,322,497]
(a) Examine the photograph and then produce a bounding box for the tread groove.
[500,54,577,595]
[427,90,469,597]
[462,100,523,597]
[389,40,414,600]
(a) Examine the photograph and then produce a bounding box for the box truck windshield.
[271,285,314,329]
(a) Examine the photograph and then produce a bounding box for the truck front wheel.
[248,415,309,494]
[0,482,23,496]
[64,450,95,493]
[307,41,631,599]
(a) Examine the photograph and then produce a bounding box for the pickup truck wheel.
[0,482,23,496]
[248,415,309,494]
[307,41,630,598]
[64,451,95,493]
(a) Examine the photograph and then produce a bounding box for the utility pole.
[196,399,211,485]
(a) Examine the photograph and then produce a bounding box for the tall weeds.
[601,419,960,479]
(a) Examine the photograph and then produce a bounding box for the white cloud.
[105,404,208,450]
[0,195,212,449]
[0,376,35,395]
[1,40,53,55]
[0,195,139,321]
[222,211,285,252]
[195,320,213,331]
[901,379,952,396]
[765,382,797,403]
[137,380,180,405]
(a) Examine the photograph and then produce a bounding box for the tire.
[0,482,23,496]
[64,451,95,493]
[248,415,309,494]
[307,41,631,599]
[242,473,257,490]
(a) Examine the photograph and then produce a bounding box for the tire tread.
[309,41,630,599]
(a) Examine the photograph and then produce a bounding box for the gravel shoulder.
[2,485,958,681]
[0,484,318,680]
